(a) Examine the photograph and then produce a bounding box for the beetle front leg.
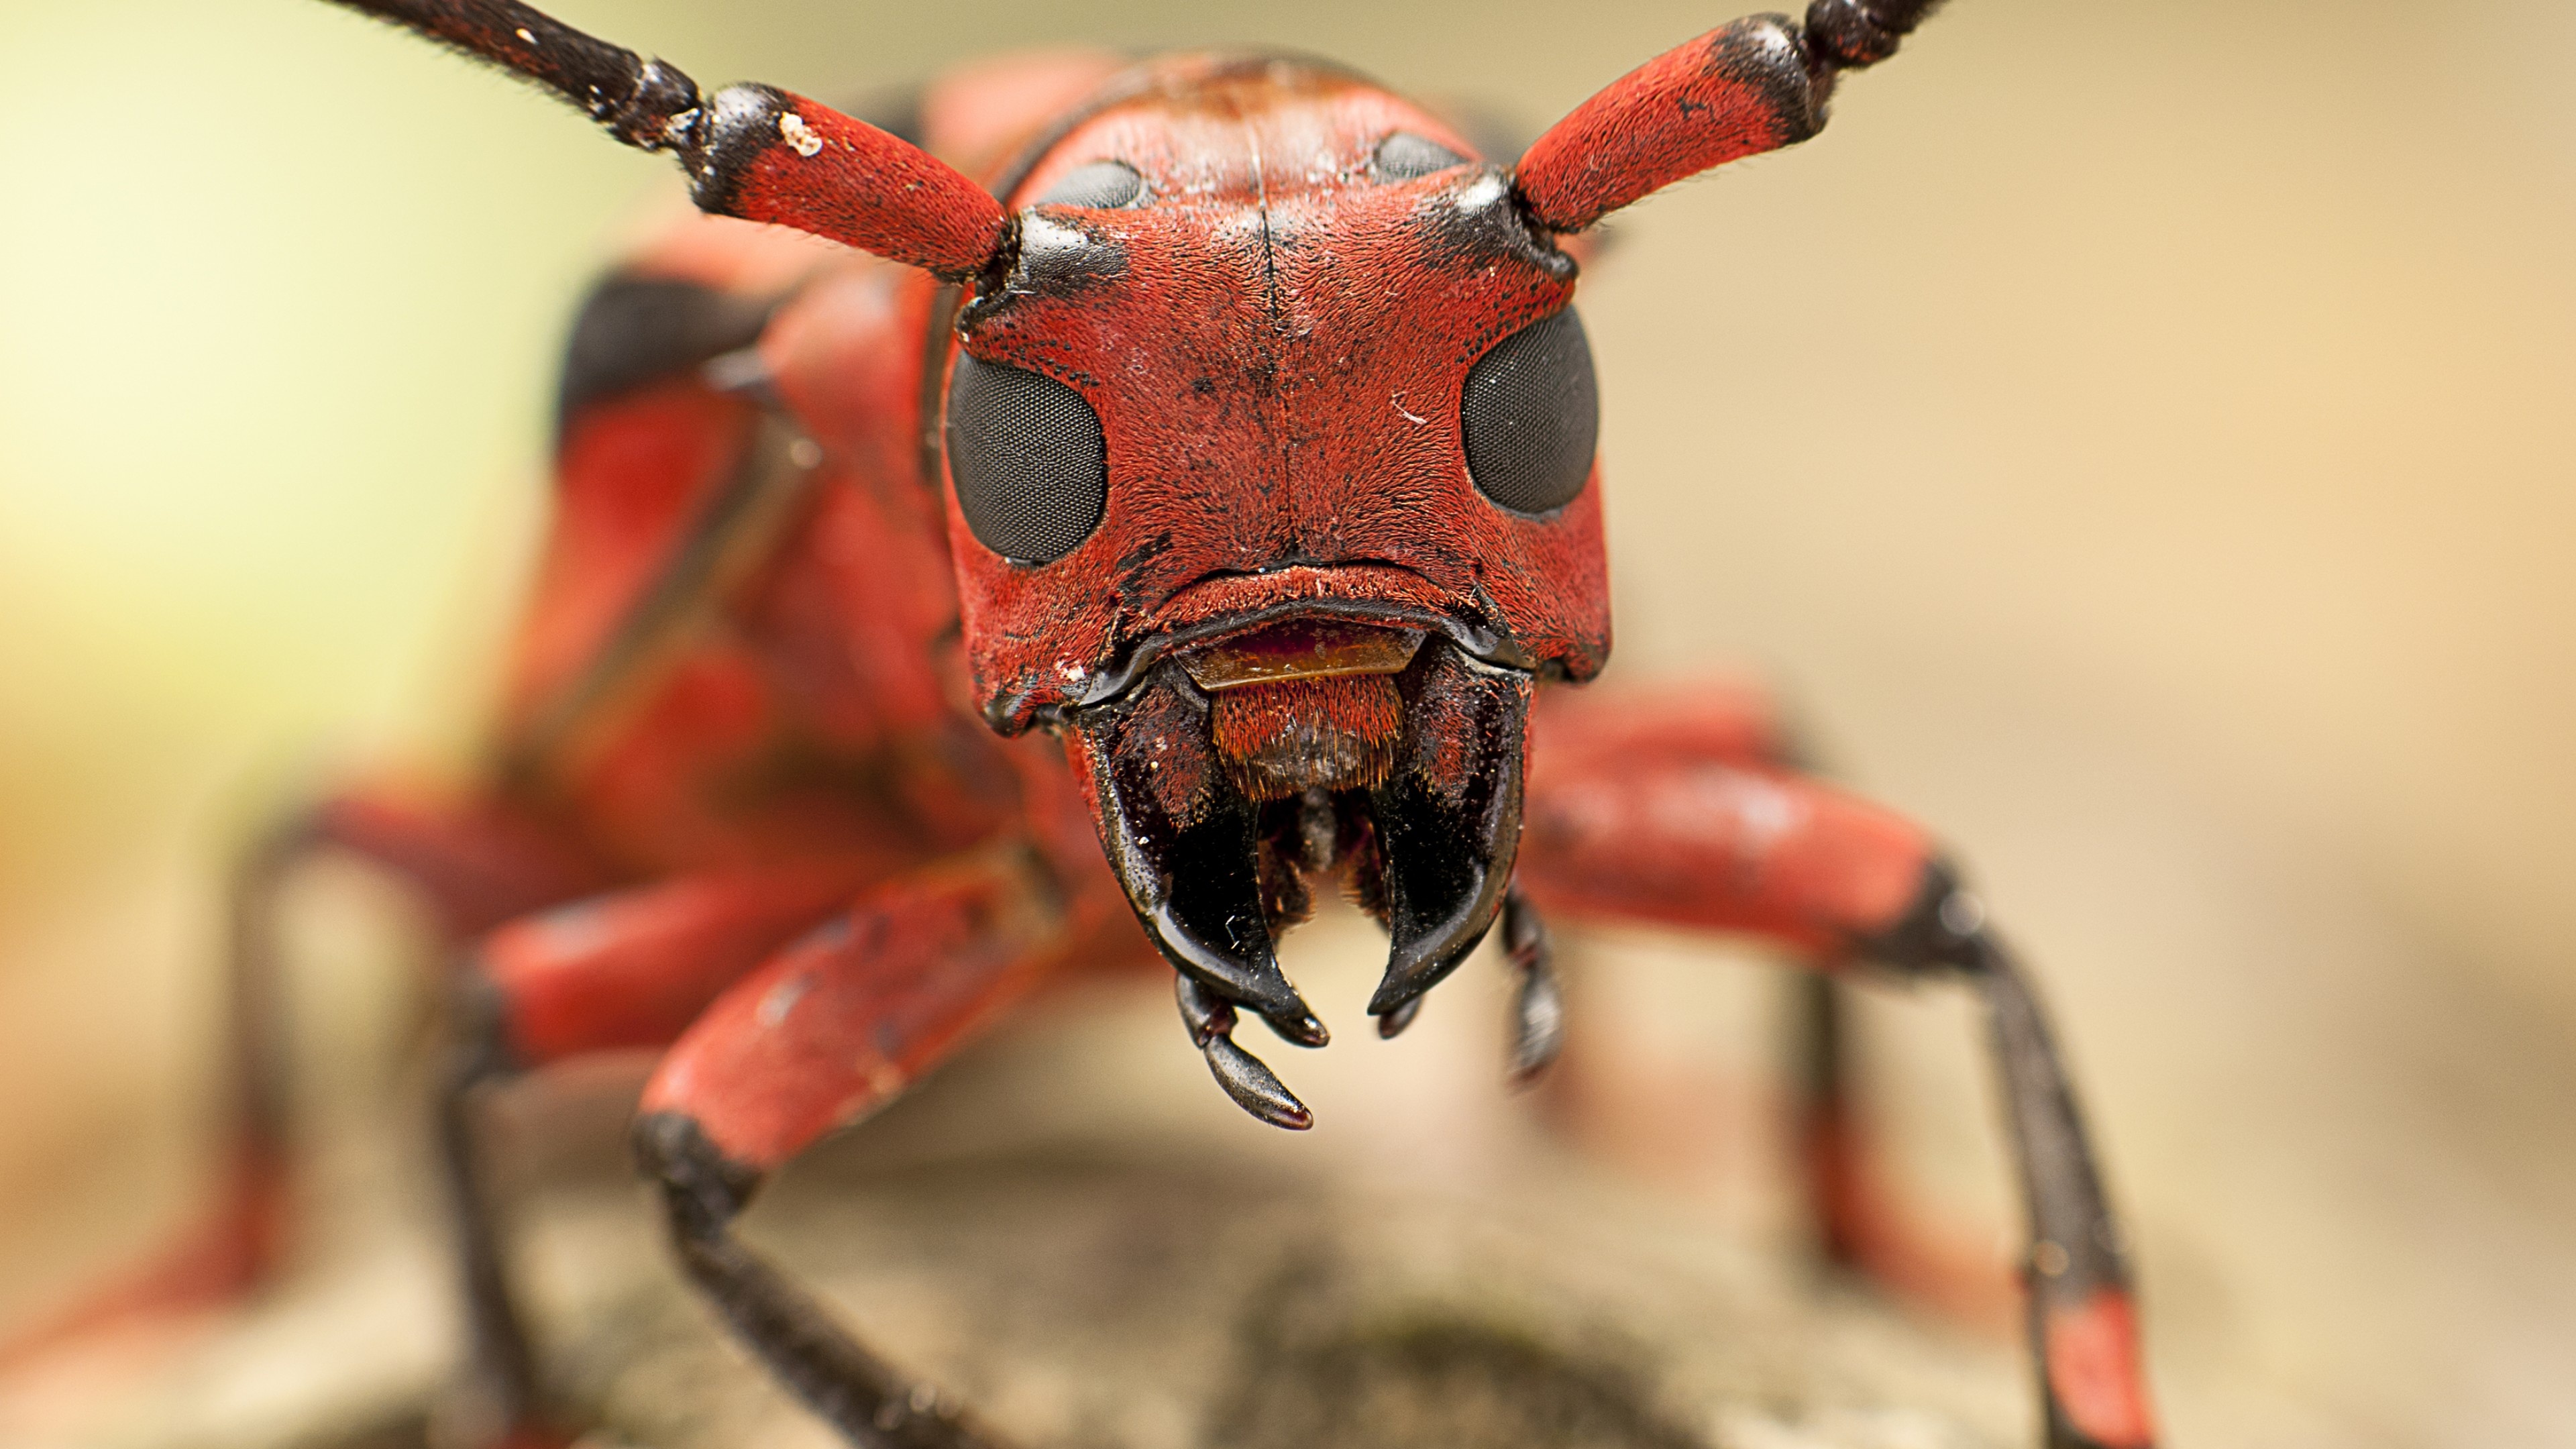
[433,863,879,1445]
[435,976,556,1448]
[626,844,1080,1449]
[1862,867,2157,1449]
[1519,696,2157,1448]
[630,1118,1008,1449]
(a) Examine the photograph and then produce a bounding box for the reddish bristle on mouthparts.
[1208,675,1405,802]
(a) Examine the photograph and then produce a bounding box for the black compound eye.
[1034,159,1145,209]
[1460,308,1599,515]
[945,354,1109,564]
[1371,131,1470,182]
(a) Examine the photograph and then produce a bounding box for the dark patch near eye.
[1035,159,1146,209]
[555,274,777,445]
[1372,131,1470,182]
[1460,308,1598,516]
[956,215,1128,329]
[945,354,1110,564]
[1418,168,1577,284]
[1018,215,1128,294]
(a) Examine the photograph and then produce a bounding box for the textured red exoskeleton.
[21,3,2160,1446]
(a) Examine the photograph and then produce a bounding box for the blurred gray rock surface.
[32,959,2027,1449]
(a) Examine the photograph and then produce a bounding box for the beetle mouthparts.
[1063,665,1322,1035]
[1179,618,1427,692]
[1360,645,1531,1021]
[1063,636,1532,1126]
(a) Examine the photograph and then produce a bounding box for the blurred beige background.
[1,0,2571,1444]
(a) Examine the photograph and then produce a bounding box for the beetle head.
[940,57,1608,1034]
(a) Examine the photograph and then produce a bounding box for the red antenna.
[329,0,1009,278]
[1515,0,1943,232]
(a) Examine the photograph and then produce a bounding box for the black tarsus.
[220,810,325,1228]
[631,1113,1014,1449]
[1864,857,1986,971]
[1972,934,2143,1449]
[220,807,561,1437]
[431,971,559,1444]
[1790,971,1861,1265]
[1866,861,2148,1449]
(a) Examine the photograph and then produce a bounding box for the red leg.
[478,861,885,1069]
[629,843,1083,1449]
[1528,673,1792,770]
[1525,698,1972,1293]
[1532,680,2003,1316]
[1520,693,2158,1449]
[0,789,609,1371]
[433,860,883,1445]
[308,788,622,938]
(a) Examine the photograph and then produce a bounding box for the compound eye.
[1460,307,1598,515]
[945,354,1110,564]
[1034,159,1146,209]
[1371,131,1470,182]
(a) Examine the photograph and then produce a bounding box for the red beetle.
[40,1,2160,1445]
